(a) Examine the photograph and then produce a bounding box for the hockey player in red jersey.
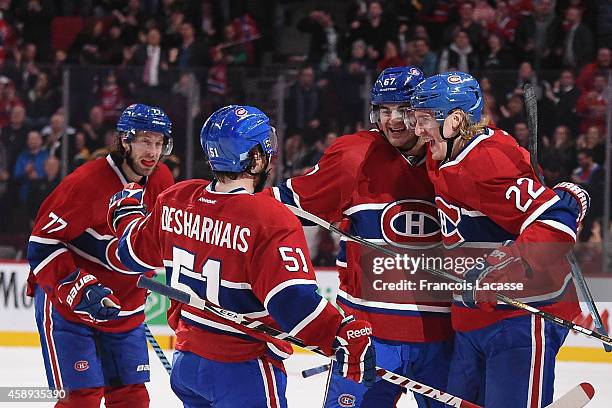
[270,66,453,408]
[410,72,590,407]
[27,104,174,407]
[107,105,376,407]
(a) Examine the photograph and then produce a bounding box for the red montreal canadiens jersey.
[27,155,174,332]
[272,130,453,342]
[113,180,342,367]
[427,127,580,332]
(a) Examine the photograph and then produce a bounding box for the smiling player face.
[377,103,418,151]
[412,110,448,161]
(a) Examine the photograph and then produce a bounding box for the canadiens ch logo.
[380,199,440,249]
[74,360,89,372]
[447,74,462,84]
[338,393,356,407]
[234,107,248,117]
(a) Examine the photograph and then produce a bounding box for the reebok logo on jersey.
[346,327,372,339]
[136,364,150,372]
[198,197,217,204]
[66,275,96,306]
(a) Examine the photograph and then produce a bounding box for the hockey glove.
[462,241,528,312]
[553,182,590,225]
[333,316,376,387]
[108,182,146,235]
[56,269,121,322]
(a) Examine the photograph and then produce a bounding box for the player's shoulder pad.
[158,179,210,200]
[463,128,531,180]
[54,157,109,198]
[151,161,175,185]
[247,192,303,229]
[323,129,383,168]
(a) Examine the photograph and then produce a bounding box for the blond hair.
[454,110,490,141]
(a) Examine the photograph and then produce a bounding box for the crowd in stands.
[0,0,609,263]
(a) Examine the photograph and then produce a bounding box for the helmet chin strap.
[439,123,460,165]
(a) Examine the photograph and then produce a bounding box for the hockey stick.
[544,383,595,408]
[137,276,482,408]
[302,363,331,378]
[144,323,172,374]
[286,204,612,348]
[523,83,612,352]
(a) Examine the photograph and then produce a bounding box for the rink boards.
[1,261,611,363]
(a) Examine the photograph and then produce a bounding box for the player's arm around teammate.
[108,105,376,407]
[26,104,174,408]
[409,72,589,408]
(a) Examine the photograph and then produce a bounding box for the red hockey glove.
[333,316,376,387]
[107,182,146,235]
[462,242,529,312]
[56,269,121,323]
[553,182,590,225]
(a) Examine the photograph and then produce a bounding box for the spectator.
[2,105,30,171]
[348,0,395,61]
[444,1,485,48]
[576,47,611,92]
[513,121,530,148]
[206,47,228,115]
[0,136,9,213]
[218,23,248,65]
[557,6,594,69]
[101,23,126,65]
[281,133,307,180]
[473,0,496,27]
[498,94,527,131]
[172,22,210,69]
[285,65,323,145]
[412,38,438,76]
[347,39,374,72]
[163,8,186,49]
[0,79,24,129]
[297,5,343,71]
[506,61,541,100]
[81,105,111,152]
[377,40,405,72]
[572,149,601,185]
[543,69,581,135]
[514,0,561,67]
[480,77,501,124]
[16,0,54,62]
[25,72,60,128]
[133,27,170,100]
[481,33,516,70]
[26,155,61,224]
[487,0,518,43]
[98,71,125,124]
[438,30,480,73]
[41,112,76,159]
[542,125,577,181]
[90,129,117,160]
[576,73,608,133]
[69,19,106,65]
[576,126,605,164]
[112,0,145,45]
[13,130,48,204]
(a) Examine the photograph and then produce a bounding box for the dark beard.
[125,149,147,178]
[253,169,270,193]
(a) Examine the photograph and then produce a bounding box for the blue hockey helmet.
[370,66,424,123]
[200,105,277,173]
[117,103,173,155]
[409,72,483,124]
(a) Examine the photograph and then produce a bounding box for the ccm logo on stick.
[346,327,372,339]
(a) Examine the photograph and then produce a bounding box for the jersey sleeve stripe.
[289,297,327,336]
[32,248,69,276]
[29,236,62,245]
[263,279,317,308]
[118,219,158,272]
[338,289,451,313]
[285,178,302,209]
[520,195,559,233]
[536,219,576,241]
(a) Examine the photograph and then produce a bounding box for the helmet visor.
[263,127,278,157]
[405,109,440,130]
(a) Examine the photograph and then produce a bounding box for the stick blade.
[545,383,595,408]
